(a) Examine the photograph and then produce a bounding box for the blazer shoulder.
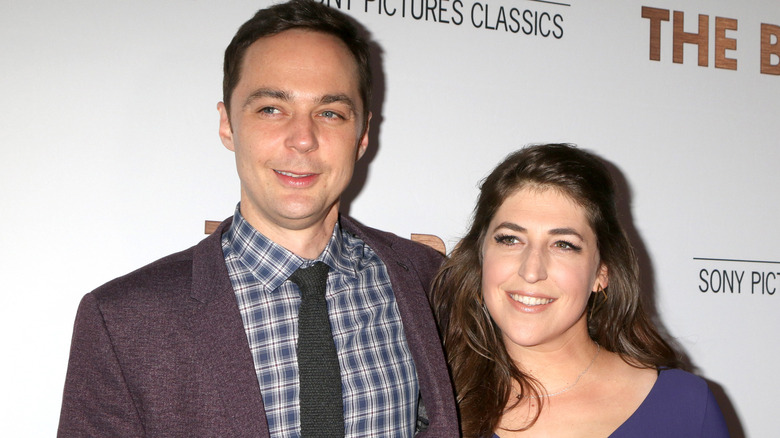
[90,217,231,307]
[90,244,197,305]
[340,215,444,265]
[339,215,446,303]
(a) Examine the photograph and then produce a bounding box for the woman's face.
[481,187,607,355]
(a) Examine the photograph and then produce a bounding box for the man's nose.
[286,114,318,153]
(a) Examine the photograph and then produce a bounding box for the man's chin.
[274,202,339,232]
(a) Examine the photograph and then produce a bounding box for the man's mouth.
[275,170,314,178]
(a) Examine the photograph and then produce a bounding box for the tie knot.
[289,261,330,297]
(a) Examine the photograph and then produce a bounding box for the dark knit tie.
[289,262,344,437]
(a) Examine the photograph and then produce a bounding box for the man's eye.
[259,107,280,115]
[320,110,343,119]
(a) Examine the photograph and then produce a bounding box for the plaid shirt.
[222,208,419,437]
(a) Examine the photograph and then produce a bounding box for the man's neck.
[242,208,339,260]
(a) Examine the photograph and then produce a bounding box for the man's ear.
[356,112,371,160]
[217,101,235,152]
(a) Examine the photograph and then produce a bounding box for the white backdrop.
[2,0,778,436]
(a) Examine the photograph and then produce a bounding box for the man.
[57,1,458,436]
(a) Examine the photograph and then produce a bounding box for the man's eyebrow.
[320,93,356,113]
[242,89,357,114]
[243,88,291,108]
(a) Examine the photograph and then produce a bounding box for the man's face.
[218,29,370,237]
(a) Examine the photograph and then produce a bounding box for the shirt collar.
[224,205,356,292]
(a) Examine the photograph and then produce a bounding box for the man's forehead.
[243,29,357,71]
[236,30,363,108]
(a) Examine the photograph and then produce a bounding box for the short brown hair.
[222,0,372,122]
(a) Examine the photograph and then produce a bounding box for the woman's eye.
[494,234,520,246]
[554,240,582,252]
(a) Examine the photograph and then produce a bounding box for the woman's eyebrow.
[492,222,525,233]
[548,227,584,240]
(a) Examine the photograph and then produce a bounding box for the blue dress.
[494,368,729,437]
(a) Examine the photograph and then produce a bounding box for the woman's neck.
[510,332,600,396]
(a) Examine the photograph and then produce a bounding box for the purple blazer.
[58,216,458,437]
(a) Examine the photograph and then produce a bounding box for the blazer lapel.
[186,218,270,436]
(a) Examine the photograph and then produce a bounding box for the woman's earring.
[589,283,608,320]
[596,283,607,300]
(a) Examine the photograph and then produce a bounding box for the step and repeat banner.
[2,0,777,435]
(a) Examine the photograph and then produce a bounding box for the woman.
[432,144,729,437]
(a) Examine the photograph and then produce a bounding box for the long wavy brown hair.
[431,144,683,437]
